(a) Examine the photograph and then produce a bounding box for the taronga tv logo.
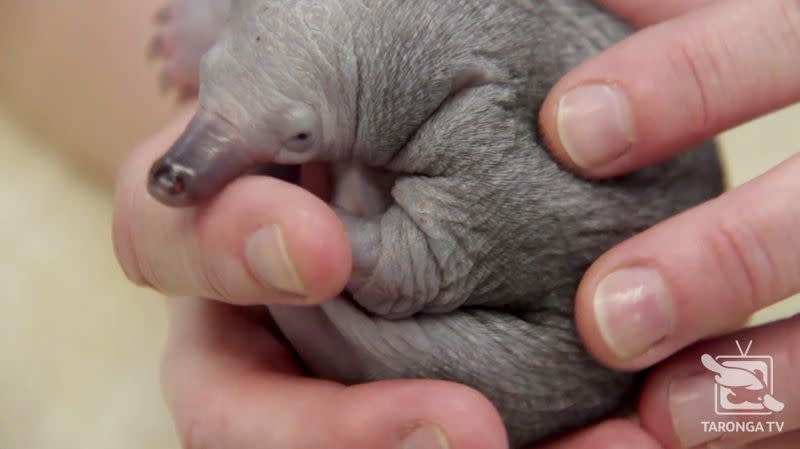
[701,340,784,416]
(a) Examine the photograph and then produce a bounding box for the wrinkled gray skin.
[149,0,724,446]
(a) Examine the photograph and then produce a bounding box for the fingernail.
[594,267,674,359]
[245,224,306,295]
[669,374,721,448]
[397,424,449,449]
[557,84,633,170]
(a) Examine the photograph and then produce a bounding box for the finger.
[575,153,800,370]
[540,0,800,177]
[590,0,715,27]
[536,419,663,449]
[162,298,508,449]
[112,105,351,305]
[636,316,800,448]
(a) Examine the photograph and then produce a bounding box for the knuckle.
[123,215,162,290]
[112,222,147,287]
[112,171,151,288]
[667,35,720,135]
[135,257,161,290]
[201,257,233,300]
[784,317,800,381]
[707,212,777,313]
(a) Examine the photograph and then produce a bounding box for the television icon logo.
[701,340,785,416]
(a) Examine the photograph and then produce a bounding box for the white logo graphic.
[701,340,785,416]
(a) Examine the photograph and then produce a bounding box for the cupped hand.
[113,105,508,449]
[160,296,509,449]
[537,0,800,447]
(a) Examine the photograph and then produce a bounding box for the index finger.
[540,0,800,178]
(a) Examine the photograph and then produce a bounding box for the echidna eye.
[282,103,320,154]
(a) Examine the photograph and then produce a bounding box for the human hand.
[536,0,800,447]
[115,0,800,446]
[113,105,510,449]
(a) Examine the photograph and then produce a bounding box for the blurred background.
[0,2,797,449]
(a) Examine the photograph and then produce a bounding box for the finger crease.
[679,43,712,133]
[202,259,230,300]
[713,219,763,313]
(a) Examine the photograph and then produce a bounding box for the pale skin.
[113,0,800,447]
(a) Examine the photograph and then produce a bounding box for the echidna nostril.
[148,159,197,206]
[172,173,186,194]
[154,164,186,195]
[151,164,184,195]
